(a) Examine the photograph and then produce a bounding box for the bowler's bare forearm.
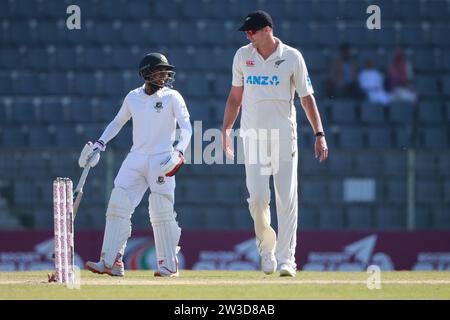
[222,87,243,131]
[300,94,325,134]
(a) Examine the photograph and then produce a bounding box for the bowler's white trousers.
[243,136,298,269]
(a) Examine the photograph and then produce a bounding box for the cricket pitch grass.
[1,270,450,300]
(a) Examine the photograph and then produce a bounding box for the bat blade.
[73,191,84,219]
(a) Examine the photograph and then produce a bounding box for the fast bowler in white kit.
[222,11,328,277]
[80,53,192,277]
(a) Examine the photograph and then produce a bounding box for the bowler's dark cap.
[238,10,273,31]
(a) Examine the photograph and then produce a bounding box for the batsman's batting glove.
[160,150,185,177]
[78,140,105,168]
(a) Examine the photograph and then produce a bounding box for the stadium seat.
[214,179,246,203]
[367,127,393,149]
[233,208,254,230]
[41,99,68,124]
[300,153,328,175]
[279,22,313,47]
[33,207,53,229]
[346,206,373,229]
[214,73,232,98]
[302,49,326,73]
[416,153,437,177]
[360,101,386,123]
[413,49,438,72]
[28,126,54,148]
[338,126,364,148]
[69,98,97,123]
[439,154,450,176]
[433,207,450,229]
[299,179,327,204]
[11,100,38,124]
[327,179,343,203]
[416,180,441,203]
[442,178,450,202]
[398,24,427,47]
[447,102,450,122]
[354,153,381,175]
[417,102,444,124]
[188,101,212,122]
[328,152,353,175]
[415,206,432,229]
[126,1,152,19]
[204,207,235,229]
[73,73,99,96]
[385,179,406,204]
[0,99,11,124]
[109,124,132,150]
[396,0,422,19]
[443,75,450,97]
[431,26,450,47]
[393,126,413,149]
[186,74,210,98]
[176,206,205,229]
[330,100,357,124]
[1,127,27,148]
[46,72,69,95]
[389,102,414,123]
[375,207,405,229]
[298,204,318,229]
[415,76,439,98]
[315,24,340,47]
[383,152,407,176]
[13,181,38,206]
[54,126,84,148]
[420,127,448,149]
[318,206,345,229]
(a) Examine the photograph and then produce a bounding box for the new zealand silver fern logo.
[154,102,163,113]
[274,59,285,68]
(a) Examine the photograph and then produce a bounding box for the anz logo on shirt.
[245,75,280,86]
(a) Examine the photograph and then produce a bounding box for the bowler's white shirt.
[100,86,190,155]
[232,39,314,139]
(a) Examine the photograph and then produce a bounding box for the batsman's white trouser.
[243,136,298,269]
[100,151,177,268]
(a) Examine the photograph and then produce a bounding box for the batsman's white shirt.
[100,85,190,155]
[98,85,191,204]
[232,39,313,269]
[232,39,314,139]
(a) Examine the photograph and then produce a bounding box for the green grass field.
[1,270,450,300]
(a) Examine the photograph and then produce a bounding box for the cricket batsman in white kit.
[222,11,329,277]
[79,53,192,277]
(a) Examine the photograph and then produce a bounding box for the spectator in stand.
[358,58,391,106]
[387,48,417,104]
[326,43,362,99]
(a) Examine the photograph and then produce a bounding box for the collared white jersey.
[103,86,190,155]
[232,39,314,139]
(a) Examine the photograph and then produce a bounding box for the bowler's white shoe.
[261,252,277,275]
[279,264,296,277]
[85,260,124,277]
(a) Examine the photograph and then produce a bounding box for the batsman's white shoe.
[85,260,124,277]
[279,264,296,277]
[261,252,277,275]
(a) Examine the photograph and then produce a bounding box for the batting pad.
[101,187,133,267]
[149,193,181,274]
[248,199,277,255]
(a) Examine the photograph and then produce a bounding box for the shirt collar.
[251,37,285,61]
